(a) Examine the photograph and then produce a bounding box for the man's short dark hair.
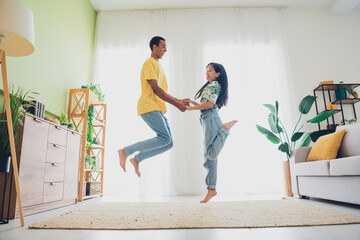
[150,36,165,51]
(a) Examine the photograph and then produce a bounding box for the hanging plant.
[84,83,105,104]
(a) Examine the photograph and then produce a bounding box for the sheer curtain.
[94,8,295,198]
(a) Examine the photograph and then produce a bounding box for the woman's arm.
[186,101,214,111]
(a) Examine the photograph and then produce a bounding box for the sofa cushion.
[306,129,346,162]
[330,156,360,176]
[336,123,360,158]
[295,160,330,176]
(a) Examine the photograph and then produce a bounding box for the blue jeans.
[200,109,229,190]
[123,111,173,163]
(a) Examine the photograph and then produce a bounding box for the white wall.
[285,9,360,131]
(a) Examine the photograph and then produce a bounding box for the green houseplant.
[84,83,105,104]
[346,87,358,99]
[0,87,36,172]
[67,122,74,130]
[256,95,334,197]
[256,95,335,162]
[60,112,68,127]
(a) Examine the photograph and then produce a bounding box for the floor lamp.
[0,0,35,227]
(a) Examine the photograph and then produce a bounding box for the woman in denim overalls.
[185,62,237,203]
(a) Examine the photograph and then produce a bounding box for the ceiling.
[90,0,360,14]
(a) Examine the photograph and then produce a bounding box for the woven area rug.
[29,200,360,230]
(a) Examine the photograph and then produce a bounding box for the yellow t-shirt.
[137,57,168,115]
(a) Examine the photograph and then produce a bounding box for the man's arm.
[147,80,187,112]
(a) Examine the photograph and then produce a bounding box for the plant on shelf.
[348,119,357,124]
[92,136,100,145]
[346,87,358,99]
[83,83,105,104]
[86,105,95,149]
[67,122,74,130]
[0,87,37,172]
[256,95,335,162]
[60,112,68,127]
[85,155,97,171]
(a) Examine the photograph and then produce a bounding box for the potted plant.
[85,155,97,170]
[0,87,36,173]
[59,112,68,127]
[256,95,335,196]
[67,122,74,130]
[348,119,357,124]
[84,83,105,104]
[346,87,358,99]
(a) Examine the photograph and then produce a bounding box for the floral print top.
[200,81,221,110]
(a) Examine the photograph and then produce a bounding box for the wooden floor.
[1,194,360,240]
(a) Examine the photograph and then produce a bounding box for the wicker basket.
[86,182,101,196]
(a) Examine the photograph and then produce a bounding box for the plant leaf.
[310,129,335,142]
[278,142,289,155]
[291,132,304,142]
[299,133,312,147]
[275,101,279,117]
[268,113,278,133]
[256,125,281,144]
[307,110,335,123]
[299,95,317,114]
[263,104,276,115]
[268,113,283,134]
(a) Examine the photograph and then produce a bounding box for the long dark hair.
[195,62,228,109]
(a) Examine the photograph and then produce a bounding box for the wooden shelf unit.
[68,89,107,202]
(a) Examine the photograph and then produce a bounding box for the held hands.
[182,98,197,111]
[177,102,187,112]
[175,98,198,112]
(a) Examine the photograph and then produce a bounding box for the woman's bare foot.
[118,149,127,172]
[130,158,141,177]
[222,120,238,131]
[200,189,217,203]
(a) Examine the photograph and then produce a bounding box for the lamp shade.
[0,0,35,56]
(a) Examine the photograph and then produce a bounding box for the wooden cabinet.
[1,114,82,219]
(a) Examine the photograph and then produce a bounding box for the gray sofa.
[289,123,360,205]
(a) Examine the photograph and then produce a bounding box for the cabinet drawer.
[43,182,64,203]
[46,143,66,164]
[48,125,67,146]
[44,163,65,182]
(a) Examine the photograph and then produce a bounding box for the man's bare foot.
[130,158,141,177]
[200,189,217,203]
[222,120,238,131]
[118,149,127,172]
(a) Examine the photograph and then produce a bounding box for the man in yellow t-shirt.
[118,36,187,177]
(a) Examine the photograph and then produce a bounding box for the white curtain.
[94,8,295,198]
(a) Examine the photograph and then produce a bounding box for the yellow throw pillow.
[306,129,346,162]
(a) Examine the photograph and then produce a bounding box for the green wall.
[1,0,96,117]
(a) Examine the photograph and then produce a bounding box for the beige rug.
[29,200,360,230]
